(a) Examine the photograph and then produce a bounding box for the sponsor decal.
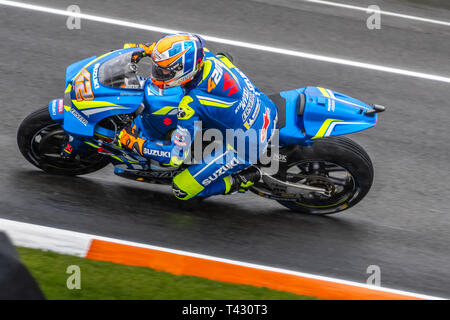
[236,87,249,114]
[163,117,172,126]
[202,158,240,186]
[174,138,187,147]
[242,96,255,120]
[235,70,258,119]
[70,108,88,126]
[143,148,171,158]
[243,98,260,130]
[173,73,192,86]
[260,107,271,143]
[174,131,187,147]
[58,99,64,113]
[64,144,74,154]
[127,84,141,89]
[238,88,257,122]
[222,72,239,96]
[173,126,190,147]
[51,100,57,116]
[92,63,100,90]
[120,92,142,96]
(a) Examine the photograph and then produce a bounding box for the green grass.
[17,247,316,300]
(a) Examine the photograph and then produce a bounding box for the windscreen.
[98,51,142,89]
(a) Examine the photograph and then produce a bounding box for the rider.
[119,33,278,200]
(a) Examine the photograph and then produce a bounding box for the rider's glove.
[123,42,156,55]
[118,125,146,156]
[123,43,138,49]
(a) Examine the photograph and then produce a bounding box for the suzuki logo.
[163,117,172,126]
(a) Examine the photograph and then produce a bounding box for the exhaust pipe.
[364,104,386,116]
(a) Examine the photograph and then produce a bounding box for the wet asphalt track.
[0,0,449,298]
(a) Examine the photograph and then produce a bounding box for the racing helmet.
[150,33,205,89]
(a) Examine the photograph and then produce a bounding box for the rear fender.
[302,86,378,140]
[275,87,379,146]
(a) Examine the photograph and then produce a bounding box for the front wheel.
[274,137,374,215]
[17,107,110,176]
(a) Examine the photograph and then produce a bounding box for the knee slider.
[172,169,205,200]
[172,181,193,200]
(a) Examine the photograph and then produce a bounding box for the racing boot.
[228,166,262,194]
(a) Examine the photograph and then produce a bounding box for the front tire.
[17,107,110,176]
[276,137,374,215]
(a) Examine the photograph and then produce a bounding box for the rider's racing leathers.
[127,50,278,200]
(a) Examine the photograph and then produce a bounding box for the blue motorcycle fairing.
[51,48,381,171]
[48,98,65,122]
[63,49,146,137]
[50,48,188,170]
[65,56,97,89]
[278,86,378,146]
[135,80,184,140]
[61,48,187,140]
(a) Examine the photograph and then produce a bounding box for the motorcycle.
[17,47,385,215]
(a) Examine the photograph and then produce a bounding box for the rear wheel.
[17,107,110,176]
[275,137,373,215]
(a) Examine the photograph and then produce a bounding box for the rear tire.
[276,137,373,215]
[17,107,110,176]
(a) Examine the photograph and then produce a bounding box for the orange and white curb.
[0,218,443,300]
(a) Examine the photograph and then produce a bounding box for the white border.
[0,218,444,300]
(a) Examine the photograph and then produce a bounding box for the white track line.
[303,0,450,27]
[0,218,444,300]
[1,0,450,84]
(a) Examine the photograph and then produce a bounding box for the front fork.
[59,134,88,162]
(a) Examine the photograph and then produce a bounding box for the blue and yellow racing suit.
[139,51,278,200]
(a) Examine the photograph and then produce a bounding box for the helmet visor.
[151,60,183,82]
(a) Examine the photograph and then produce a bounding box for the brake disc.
[302,175,337,198]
